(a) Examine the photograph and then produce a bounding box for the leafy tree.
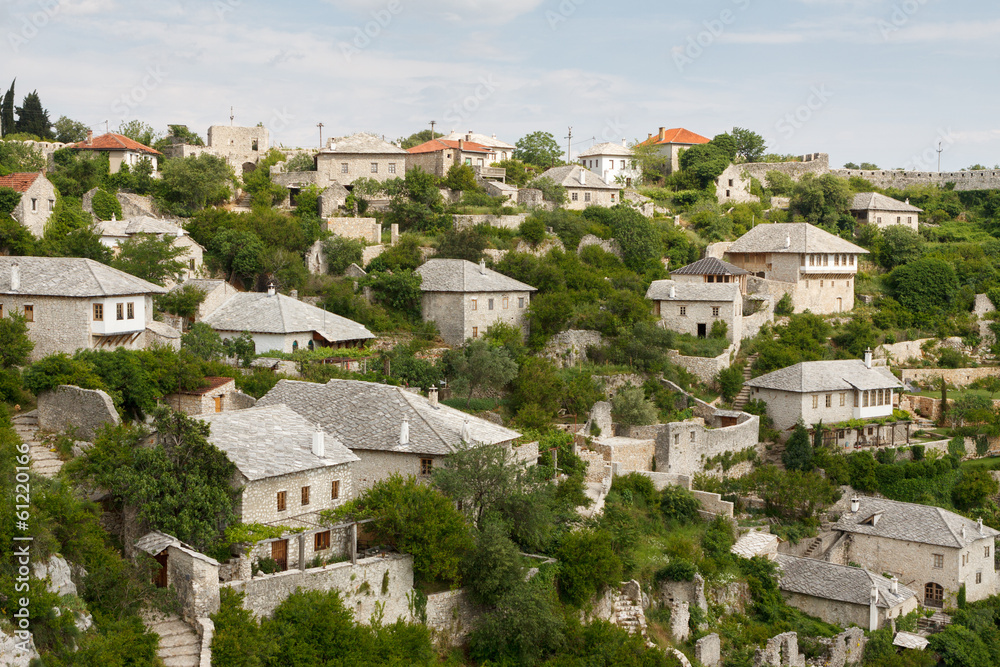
[445,163,479,191]
[364,270,423,322]
[731,127,767,163]
[0,215,35,255]
[555,528,622,606]
[889,257,960,315]
[774,292,794,316]
[514,131,563,167]
[384,167,447,232]
[322,235,364,275]
[325,473,472,584]
[833,315,878,357]
[462,517,526,606]
[242,149,287,208]
[766,170,795,196]
[0,186,20,217]
[519,216,546,245]
[782,422,814,471]
[928,624,993,667]
[283,152,316,172]
[209,228,266,285]
[660,484,701,523]
[111,233,187,286]
[510,357,563,424]
[163,124,205,147]
[399,129,434,149]
[717,363,744,402]
[710,319,728,340]
[158,154,234,213]
[117,120,159,148]
[442,339,518,407]
[679,139,732,189]
[346,176,385,215]
[631,139,668,182]
[436,226,488,263]
[789,173,852,227]
[495,159,533,188]
[223,332,256,367]
[0,79,14,137]
[434,441,528,527]
[38,196,111,262]
[953,470,999,511]
[22,352,104,396]
[526,176,567,204]
[0,140,45,175]
[48,148,110,198]
[0,311,33,369]
[156,284,206,320]
[876,225,924,270]
[584,204,662,273]
[611,385,657,427]
[181,322,224,361]
[90,188,122,221]
[743,465,839,520]
[14,90,52,138]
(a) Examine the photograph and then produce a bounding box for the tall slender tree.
[14,89,52,139]
[1,79,15,137]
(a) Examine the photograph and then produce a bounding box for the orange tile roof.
[406,138,492,155]
[69,132,162,156]
[0,172,41,193]
[640,128,710,147]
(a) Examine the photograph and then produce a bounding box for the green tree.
[678,140,731,189]
[514,131,563,167]
[731,127,767,163]
[717,363,744,402]
[445,163,479,191]
[442,339,518,407]
[90,188,122,221]
[283,152,316,172]
[209,228,266,285]
[434,441,529,527]
[833,315,878,357]
[0,140,45,176]
[38,196,111,262]
[181,322,224,361]
[0,311,33,369]
[435,226,488,263]
[14,90,52,138]
[117,120,159,147]
[242,149,287,208]
[462,517,526,606]
[889,257,960,314]
[766,170,795,196]
[660,484,701,523]
[156,284,206,320]
[52,116,89,143]
[0,79,14,137]
[159,154,234,212]
[876,225,924,270]
[928,624,993,667]
[322,235,364,275]
[111,233,187,286]
[555,528,622,606]
[953,470,999,511]
[364,269,423,322]
[789,173,852,227]
[526,176,567,204]
[495,159,533,188]
[384,167,447,232]
[223,332,256,367]
[510,357,563,424]
[518,216,546,245]
[584,204,662,273]
[399,129,434,149]
[782,422,814,471]
[610,385,658,427]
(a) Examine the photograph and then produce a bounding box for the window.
[712,306,720,317]
[571,192,579,201]
[908,216,912,224]
[933,554,944,569]
[331,480,340,500]
[977,571,982,584]
[292,341,298,351]
[854,392,859,407]
[728,179,734,187]
[0,304,3,318]
[277,491,287,512]
[690,431,696,442]
[388,162,396,174]
[471,298,477,310]
[674,433,679,445]
[611,194,615,202]
[189,259,195,270]
[48,199,54,212]
[30,198,37,211]
[93,303,103,321]
[301,486,310,506]
[518,297,525,308]
[314,530,331,551]
[464,158,472,166]
[987,546,991,558]
[820,280,824,288]
[584,192,591,202]
[812,395,819,409]
[23,305,32,322]
[679,306,687,317]
[897,216,901,223]
[341,163,349,173]
[840,393,846,407]
[370,163,378,173]
[116,303,124,320]
[420,458,433,475]
[488,298,494,311]
[503,297,509,309]
[472,327,478,338]
[849,255,855,266]
[826,394,832,408]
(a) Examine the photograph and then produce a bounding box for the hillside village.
[6,102,1000,667]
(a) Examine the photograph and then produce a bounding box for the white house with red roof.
[0,171,56,237]
[68,131,162,174]
[638,127,710,173]
[406,138,498,179]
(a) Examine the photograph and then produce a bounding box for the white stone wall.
[655,298,742,342]
[239,463,352,526]
[749,387,894,434]
[12,175,56,238]
[1,295,96,361]
[856,209,919,231]
[563,187,619,210]
[327,217,380,244]
[421,291,531,347]
[453,214,527,231]
[351,450,440,492]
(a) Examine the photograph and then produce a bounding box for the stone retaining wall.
[453,214,527,231]
[667,345,737,384]
[37,385,120,441]
[901,366,1000,387]
[327,217,380,244]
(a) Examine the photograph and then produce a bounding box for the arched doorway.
[925,582,944,608]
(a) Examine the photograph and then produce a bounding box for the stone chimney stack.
[669,283,676,299]
[962,524,967,541]
[479,259,487,274]
[86,130,93,146]
[658,127,666,141]
[10,262,20,292]
[579,169,586,185]
[622,138,627,147]
[428,387,438,406]
[312,431,325,458]
[399,416,410,445]
[267,282,276,296]
[461,417,472,443]
[864,348,872,369]
[978,517,984,536]
[890,577,899,595]
[289,289,298,300]
[784,234,791,249]
[851,496,860,513]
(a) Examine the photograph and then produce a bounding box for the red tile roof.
[406,138,492,155]
[0,172,41,193]
[639,128,710,147]
[69,132,162,156]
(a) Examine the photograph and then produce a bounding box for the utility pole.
[104,120,108,133]
[937,141,944,173]
[429,120,436,141]
[566,126,573,162]
[230,106,234,126]
[317,122,324,148]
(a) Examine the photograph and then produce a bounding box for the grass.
[912,388,997,401]
[440,397,502,413]
[672,333,730,359]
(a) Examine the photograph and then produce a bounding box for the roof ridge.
[397,387,453,452]
[936,505,964,547]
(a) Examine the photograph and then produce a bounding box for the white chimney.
[267,282,276,296]
[851,497,860,513]
[400,416,410,445]
[461,417,472,443]
[110,212,116,222]
[622,138,627,147]
[784,235,791,249]
[864,348,872,369]
[669,284,676,299]
[890,577,898,595]
[479,259,487,274]
[978,517,984,536]
[428,387,438,406]
[870,584,879,605]
[962,525,967,541]
[579,169,586,185]
[10,262,20,292]
[312,431,325,458]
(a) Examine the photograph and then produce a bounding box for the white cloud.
[322,0,547,25]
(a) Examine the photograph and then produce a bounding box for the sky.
[3,0,999,171]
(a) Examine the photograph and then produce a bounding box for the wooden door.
[272,539,288,572]
[214,396,223,413]
[154,552,168,588]
[925,582,944,608]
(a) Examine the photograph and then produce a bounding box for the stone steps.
[12,421,64,479]
[146,614,201,667]
[802,537,823,559]
[732,355,758,411]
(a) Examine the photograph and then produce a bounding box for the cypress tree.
[14,89,52,139]
[1,79,15,137]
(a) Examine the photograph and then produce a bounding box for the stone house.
[406,138,494,178]
[415,258,536,346]
[723,222,868,314]
[851,193,922,231]
[162,124,269,176]
[314,133,408,185]
[96,215,204,283]
[0,256,174,361]
[0,172,56,237]
[776,555,918,631]
[670,257,749,295]
[826,496,1000,608]
[136,531,220,620]
[646,280,743,343]
[255,379,524,491]
[537,164,620,210]
[68,131,161,174]
[637,127,710,174]
[201,284,374,354]
[744,352,903,443]
[578,141,640,187]
[162,376,256,416]
[437,129,516,163]
[200,404,360,571]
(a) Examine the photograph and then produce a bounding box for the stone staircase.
[145,612,201,667]
[802,536,823,559]
[611,587,647,637]
[12,412,63,479]
[732,354,758,411]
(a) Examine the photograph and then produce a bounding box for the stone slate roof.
[832,496,1000,549]
[645,280,741,303]
[852,193,923,214]
[69,132,162,156]
[893,632,929,650]
[146,320,181,340]
[0,256,166,297]
[199,404,359,481]
[776,555,916,609]
[0,172,42,192]
[672,257,748,277]
[203,291,374,343]
[730,530,778,559]
[98,215,186,237]
[321,133,407,155]
[439,130,515,150]
[135,530,218,564]
[745,360,901,394]
[171,279,229,294]
[578,142,633,158]
[726,223,868,255]
[256,379,521,456]
[416,259,536,293]
[538,164,619,190]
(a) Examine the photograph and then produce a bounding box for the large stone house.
[851,193,922,231]
[96,215,204,283]
[537,164,620,210]
[0,172,56,237]
[200,404,359,571]
[255,379,525,491]
[437,130,516,162]
[161,124,269,176]
[776,554,918,630]
[201,285,374,354]
[723,222,868,314]
[670,257,749,294]
[314,133,408,185]
[744,353,902,444]
[646,280,743,343]
[827,496,1000,608]
[406,138,494,178]
[415,258,536,346]
[68,131,161,174]
[637,127,710,174]
[0,256,174,360]
[578,141,640,187]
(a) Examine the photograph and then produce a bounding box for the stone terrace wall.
[577,235,622,258]
[424,589,479,646]
[37,385,120,441]
[453,214,527,231]
[717,154,829,204]
[901,367,1000,387]
[542,329,603,369]
[667,345,737,384]
[327,217,380,244]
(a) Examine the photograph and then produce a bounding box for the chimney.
[10,262,20,292]
[864,348,872,369]
[622,138,627,147]
[267,282,276,296]
[479,259,486,274]
[658,127,666,141]
[905,198,910,205]
[312,431,325,458]
[890,577,899,595]
[851,496,860,513]
[399,416,410,445]
[110,212,116,222]
[669,283,676,299]
[458,139,464,151]
[466,131,473,141]
[647,133,653,141]
[784,235,791,249]
[461,417,472,443]
[579,169,586,185]
[962,524,967,541]
[428,386,438,406]
[289,289,298,300]
[86,130,93,145]
[978,517,984,536]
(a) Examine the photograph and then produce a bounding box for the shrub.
[655,558,696,582]
[710,319,728,340]
[322,236,364,276]
[611,385,658,427]
[518,216,546,244]
[555,529,622,607]
[775,292,794,316]
[660,484,701,524]
[91,188,122,221]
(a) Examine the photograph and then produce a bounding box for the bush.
[775,292,794,316]
[611,385,658,427]
[91,188,122,221]
[322,236,364,275]
[717,363,744,402]
[519,216,546,244]
[710,319,728,340]
[660,485,701,524]
[655,558,696,582]
[555,529,622,606]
